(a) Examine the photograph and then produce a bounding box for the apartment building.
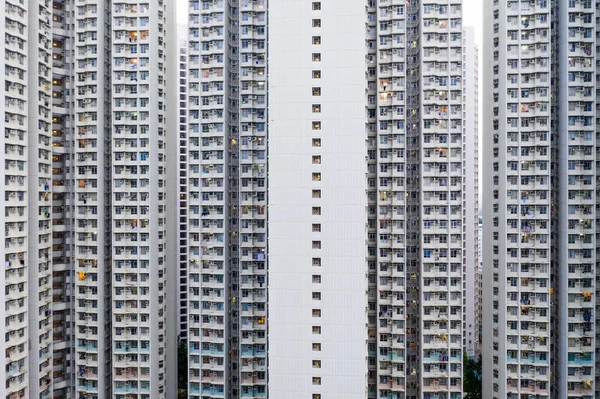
[70,0,174,397]
[51,1,75,396]
[187,0,268,397]
[2,0,54,398]
[462,27,479,360]
[483,0,596,397]
[2,0,480,397]
[267,1,368,397]
[187,0,476,398]
[368,0,467,396]
[166,10,183,399]
[3,0,176,398]
[170,28,190,343]
[476,216,483,357]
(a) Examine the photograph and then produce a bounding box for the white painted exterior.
[166,8,182,399]
[171,27,189,342]
[267,0,368,397]
[462,27,479,359]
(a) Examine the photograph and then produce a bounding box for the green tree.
[463,350,482,399]
[178,341,188,399]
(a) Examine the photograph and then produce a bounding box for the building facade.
[476,215,483,357]
[187,0,476,398]
[1,0,482,397]
[187,0,268,397]
[3,0,54,398]
[51,1,75,396]
[365,0,467,397]
[171,28,189,343]
[462,26,480,359]
[3,0,177,398]
[483,0,596,397]
[267,0,369,397]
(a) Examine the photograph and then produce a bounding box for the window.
[312,377,321,385]
[312,291,321,300]
[312,360,321,368]
[312,343,321,351]
[312,257,321,266]
[313,395,321,399]
[312,190,321,199]
[312,87,321,96]
[312,309,321,317]
[312,138,321,147]
[312,207,321,215]
[312,36,321,45]
[312,70,321,79]
[312,325,321,334]
[312,19,321,27]
[312,104,321,113]
[312,53,321,62]
[312,241,321,249]
[312,155,321,164]
[312,274,321,283]
[312,2,321,10]
[312,224,321,232]
[312,121,321,130]
[312,173,321,181]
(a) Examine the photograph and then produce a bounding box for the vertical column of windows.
[51,1,76,396]
[564,0,595,397]
[375,1,408,398]
[4,1,30,396]
[187,0,203,396]
[460,31,480,360]
[490,1,552,398]
[238,0,267,397]
[404,0,422,394]
[188,0,227,397]
[595,1,600,396]
[228,0,241,396]
[505,1,551,398]
[110,0,168,397]
[111,2,151,397]
[489,0,503,396]
[50,0,77,396]
[31,0,55,396]
[309,4,323,398]
[420,1,464,397]
[365,1,379,396]
[178,47,189,341]
[73,1,106,397]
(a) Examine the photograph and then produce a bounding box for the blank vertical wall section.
[268,0,368,397]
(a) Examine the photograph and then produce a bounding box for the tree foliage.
[178,341,188,399]
[463,351,482,399]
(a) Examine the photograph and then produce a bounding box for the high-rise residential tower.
[267,1,368,397]
[187,0,269,396]
[1,0,480,397]
[187,0,476,398]
[51,1,75,396]
[2,0,54,397]
[476,215,483,357]
[462,26,480,360]
[168,24,190,344]
[364,0,467,397]
[483,0,596,397]
[3,0,177,398]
